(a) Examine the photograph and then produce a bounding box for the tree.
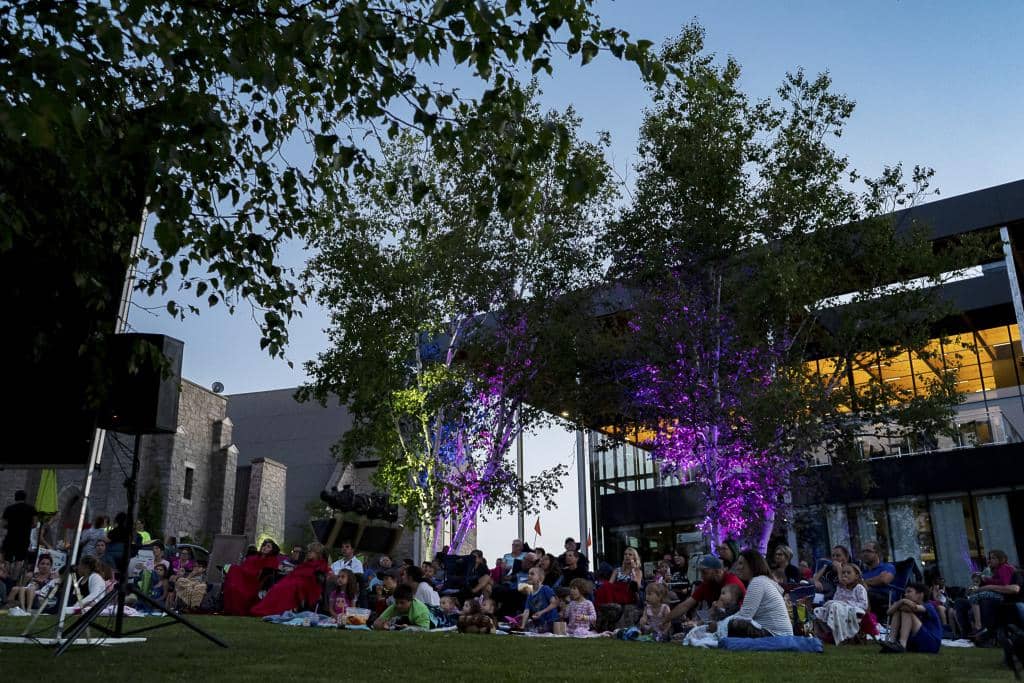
[0,0,661,408]
[607,25,991,550]
[300,88,614,551]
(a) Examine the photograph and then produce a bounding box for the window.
[183,466,194,501]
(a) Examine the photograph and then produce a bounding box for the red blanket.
[250,558,328,617]
[222,554,282,616]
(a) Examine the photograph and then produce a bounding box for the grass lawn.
[0,616,1012,681]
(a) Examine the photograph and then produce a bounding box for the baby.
[708,583,742,625]
[440,595,461,617]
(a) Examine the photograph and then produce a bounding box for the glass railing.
[812,405,1023,465]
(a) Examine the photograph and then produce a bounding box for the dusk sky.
[126,1,1024,561]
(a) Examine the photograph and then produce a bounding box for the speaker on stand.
[56,333,227,655]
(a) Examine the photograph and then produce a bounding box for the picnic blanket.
[261,610,337,628]
[718,636,824,653]
[682,614,750,648]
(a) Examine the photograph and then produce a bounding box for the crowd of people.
[4,488,1024,657]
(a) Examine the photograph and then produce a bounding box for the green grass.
[0,616,1012,681]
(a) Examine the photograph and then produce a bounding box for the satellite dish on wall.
[212,381,225,394]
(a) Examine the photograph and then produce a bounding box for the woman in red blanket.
[250,542,329,617]
[222,539,282,616]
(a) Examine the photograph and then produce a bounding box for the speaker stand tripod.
[55,434,228,656]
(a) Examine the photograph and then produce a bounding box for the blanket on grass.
[718,636,824,653]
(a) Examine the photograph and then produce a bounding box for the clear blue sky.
[127,1,1024,560]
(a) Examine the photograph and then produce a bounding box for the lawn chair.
[888,557,922,607]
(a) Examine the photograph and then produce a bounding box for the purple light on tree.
[626,271,798,551]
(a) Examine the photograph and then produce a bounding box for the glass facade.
[592,440,659,495]
[809,323,1024,404]
[589,322,1024,584]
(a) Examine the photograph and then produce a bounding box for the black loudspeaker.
[98,333,184,434]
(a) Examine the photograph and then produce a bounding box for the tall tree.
[301,88,614,551]
[608,25,991,550]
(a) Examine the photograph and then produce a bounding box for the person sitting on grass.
[458,595,497,634]
[638,582,672,641]
[5,553,58,614]
[421,560,440,589]
[565,578,597,635]
[770,544,800,585]
[148,563,171,610]
[680,583,744,645]
[329,568,359,623]
[174,559,209,611]
[963,550,1017,641]
[404,565,440,607]
[728,550,793,638]
[373,584,431,630]
[223,538,282,616]
[371,570,398,614]
[667,555,746,622]
[813,562,870,644]
[250,542,329,617]
[70,555,109,614]
[520,566,560,633]
[880,582,942,654]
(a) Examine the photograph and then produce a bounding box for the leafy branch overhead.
[1,0,661,363]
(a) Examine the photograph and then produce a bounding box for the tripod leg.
[54,587,121,656]
[127,585,228,648]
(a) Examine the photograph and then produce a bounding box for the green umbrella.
[35,468,58,515]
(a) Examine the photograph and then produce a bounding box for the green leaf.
[314,134,338,156]
[581,41,599,65]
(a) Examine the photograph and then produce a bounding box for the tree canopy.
[1,0,660,365]
[300,88,615,548]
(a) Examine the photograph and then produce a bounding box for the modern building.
[227,388,475,561]
[584,179,1024,587]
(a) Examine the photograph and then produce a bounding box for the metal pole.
[53,207,147,641]
[516,408,525,542]
[576,428,587,556]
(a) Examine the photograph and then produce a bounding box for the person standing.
[1,490,37,573]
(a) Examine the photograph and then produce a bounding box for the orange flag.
[533,517,542,536]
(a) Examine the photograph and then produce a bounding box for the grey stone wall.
[243,457,286,544]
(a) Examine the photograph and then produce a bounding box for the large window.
[810,323,1024,406]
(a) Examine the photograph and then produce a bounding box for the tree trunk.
[756,507,775,554]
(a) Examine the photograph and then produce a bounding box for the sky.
[125,1,1024,563]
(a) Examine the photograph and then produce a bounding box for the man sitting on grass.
[373,584,431,630]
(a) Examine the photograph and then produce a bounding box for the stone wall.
[243,457,286,544]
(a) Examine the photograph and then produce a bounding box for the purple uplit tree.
[415,313,566,553]
[627,272,802,552]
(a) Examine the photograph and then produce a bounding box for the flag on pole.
[533,517,542,537]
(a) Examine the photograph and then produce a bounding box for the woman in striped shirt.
[728,549,794,638]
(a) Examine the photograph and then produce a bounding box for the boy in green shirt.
[373,584,431,630]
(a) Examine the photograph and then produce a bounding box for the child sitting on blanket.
[565,579,597,635]
[520,566,559,633]
[329,569,360,624]
[639,582,672,641]
[812,563,869,644]
[373,584,431,630]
